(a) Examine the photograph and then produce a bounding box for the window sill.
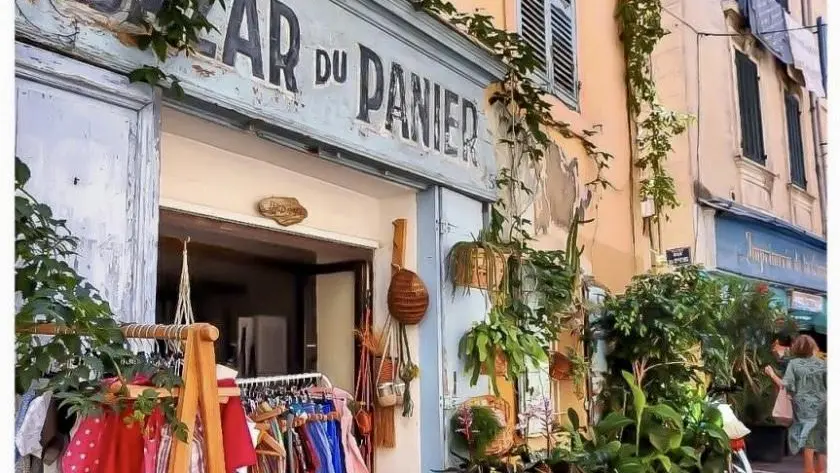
[788,184,816,231]
[734,154,777,210]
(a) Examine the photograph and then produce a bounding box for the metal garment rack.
[235,372,334,388]
[235,372,334,473]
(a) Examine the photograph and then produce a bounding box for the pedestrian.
[764,334,827,473]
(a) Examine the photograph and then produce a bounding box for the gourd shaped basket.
[387,267,429,325]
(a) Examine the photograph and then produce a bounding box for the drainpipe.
[801,0,827,235]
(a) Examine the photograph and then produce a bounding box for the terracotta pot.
[452,245,508,291]
[550,351,572,380]
[480,350,509,377]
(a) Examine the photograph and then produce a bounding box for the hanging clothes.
[16,391,53,460]
[15,387,39,462]
[332,389,368,473]
[62,412,109,473]
[219,378,258,473]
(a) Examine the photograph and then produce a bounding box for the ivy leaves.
[617,0,691,221]
[128,0,224,96]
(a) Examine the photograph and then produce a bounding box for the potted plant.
[447,230,510,293]
[459,306,547,395]
[549,348,588,399]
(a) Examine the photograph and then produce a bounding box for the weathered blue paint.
[15,0,505,201]
[438,188,489,467]
[15,42,160,324]
[417,186,445,473]
[714,214,826,292]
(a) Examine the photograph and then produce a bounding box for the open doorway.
[155,208,373,390]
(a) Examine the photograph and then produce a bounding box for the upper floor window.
[519,0,578,107]
[784,93,807,188]
[734,50,766,164]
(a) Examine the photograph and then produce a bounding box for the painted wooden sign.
[257,196,308,226]
[16,0,504,200]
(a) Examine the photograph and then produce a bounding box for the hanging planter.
[549,351,573,381]
[447,239,509,292]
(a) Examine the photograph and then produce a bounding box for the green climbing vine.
[617,0,692,222]
[416,0,610,388]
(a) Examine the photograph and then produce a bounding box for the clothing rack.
[235,372,334,388]
[236,372,338,473]
[16,322,227,473]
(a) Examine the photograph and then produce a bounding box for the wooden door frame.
[16,41,160,324]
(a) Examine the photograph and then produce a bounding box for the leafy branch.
[126,0,224,96]
[617,0,691,221]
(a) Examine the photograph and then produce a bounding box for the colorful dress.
[781,356,827,454]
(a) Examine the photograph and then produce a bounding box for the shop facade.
[15,0,505,471]
[699,198,827,339]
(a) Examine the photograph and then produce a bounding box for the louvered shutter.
[785,94,806,188]
[735,51,766,164]
[520,0,547,74]
[550,0,576,101]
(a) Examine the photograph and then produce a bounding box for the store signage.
[665,247,691,266]
[257,197,308,226]
[714,215,826,291]
[747,0,793,65]
[16,0,501,200]
[790,291,823,313]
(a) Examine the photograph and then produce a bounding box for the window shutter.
[520,0,547,74]
[785,94,807,188]
[735,51,766,164]
[550,0,576,100]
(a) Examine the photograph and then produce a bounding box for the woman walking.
[764,334,827,473]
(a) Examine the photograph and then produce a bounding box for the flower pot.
[744,424,787,463]
[450,244,508,291]
[480,351,509,377]
[549,351,572,380]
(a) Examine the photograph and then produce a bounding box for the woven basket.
[452,246,508,291]
[462,395,514,457]
[388,269,429,325]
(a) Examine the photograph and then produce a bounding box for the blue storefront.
[703,198,827,336]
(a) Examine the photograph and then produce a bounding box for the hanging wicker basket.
[387,268,429,325]
[450,244,508,291]
[549,351,572,381]
[461,395,514,457]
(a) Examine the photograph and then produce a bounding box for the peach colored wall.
[652,0,827,259]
